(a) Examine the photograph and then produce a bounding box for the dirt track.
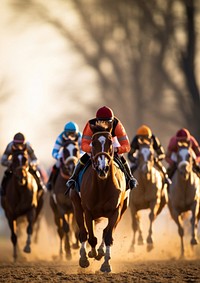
[1,259,200,282]
[1,197,200,282]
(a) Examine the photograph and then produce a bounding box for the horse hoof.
[23,246,31,253]
[146,236,153,245]
[95,248,104,260]
[79,258,90,268]
[72,243,79,250]
[191,238,198,245]
[66,253,72,260]
[100,262,111,273]
[88,250,97,258]
[128,245,135,253]
[146,243,154,252]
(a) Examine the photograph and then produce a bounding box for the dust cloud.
[1,194,200,274]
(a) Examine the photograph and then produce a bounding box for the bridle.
[12,151,29,186]
[177,144,194,179]
[91,131,113,176]
[60,139,80,178]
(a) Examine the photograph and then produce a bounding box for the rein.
[60,168,70,180]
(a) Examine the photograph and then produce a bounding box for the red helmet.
[176,128,190,141]
[13,132,25,144]
[96,106,114,121]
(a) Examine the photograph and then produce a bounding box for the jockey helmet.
[136,125,152,137]
[176,128,190,141]
[64,121,79,133]
[13,132,25,144]
[96,106,114,121]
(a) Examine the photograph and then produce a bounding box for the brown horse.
[1,149,43,260]
[129,140,165,252]
[167,141,200,258]
[69,125,128,272]
[49,138,80,260]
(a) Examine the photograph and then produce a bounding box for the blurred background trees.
[0,0,199,165]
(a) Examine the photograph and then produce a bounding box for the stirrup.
[46,182,52,191]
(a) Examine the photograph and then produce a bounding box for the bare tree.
[6,0,200,141]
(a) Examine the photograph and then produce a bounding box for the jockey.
[0,132,46,197]
[128,124,171,185]
[165,128,200,179]
[66,106,138,191]
[46,121,82,191]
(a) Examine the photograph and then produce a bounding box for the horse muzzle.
[96,168,109,179]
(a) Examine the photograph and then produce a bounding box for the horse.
[129,139,165,252]
[49,138,80,260]
[1,148,43,260]
[167,141,200,258]
[69,124,128,272]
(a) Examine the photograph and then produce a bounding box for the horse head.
[176,141,194,180]
[91,126,113,179]
[137,139,154,179]
[11,149,29,185]
[60,138,80,177]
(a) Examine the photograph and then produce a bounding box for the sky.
[0,2,102,168]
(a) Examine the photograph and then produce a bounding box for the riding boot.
[30,168,47,193]
[66,161,85,191]
[121,157,138,190]
[157,162,172,185]
[46,165,59,191]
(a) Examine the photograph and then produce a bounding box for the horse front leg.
[62,215,72,260]
[8,218,18,260]
[100,208,120,273]
[146,201,159,252]
[172,210,185,258]
[129,209,143,252]
[69,190,88,267]
[23,208,36,253]
[71,214,80,249]
[190,201,199,246]
[84,211,98,259]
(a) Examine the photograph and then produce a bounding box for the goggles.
[63,131,77,141]
[96,120,113,128]
[138,135,151,145]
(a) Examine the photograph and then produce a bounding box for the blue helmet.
[64,121,79,133]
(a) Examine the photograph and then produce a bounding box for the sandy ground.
[1,194,200,282]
